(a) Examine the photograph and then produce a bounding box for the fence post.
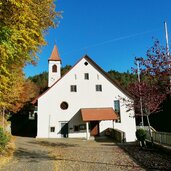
[160,133,162,144]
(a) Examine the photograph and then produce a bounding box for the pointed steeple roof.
[48,45,61,61]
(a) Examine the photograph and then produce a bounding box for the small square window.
[71,85,77,92]
[74,125,79,131]
[84,73,89,80]
[96,84,102,91]
[29,112,35,120]
[50,127,55,132]
[79,124,86,130]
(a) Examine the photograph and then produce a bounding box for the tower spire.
[48,44,61,62]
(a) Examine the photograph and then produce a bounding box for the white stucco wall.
[37,57,136,142]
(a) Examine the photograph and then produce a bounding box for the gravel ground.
[1,136,171,171]
[36,137,145,171]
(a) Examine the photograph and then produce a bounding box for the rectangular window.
[50,127,55,132]
[28,112,35,120]
[79,124,86,130]
[96,84,102,91]
[84,73,89,80]
[70,85,77,92]
[74,125,79,131]
[114,100,121,122]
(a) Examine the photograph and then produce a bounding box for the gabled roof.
[32,55,132,104]
[48,45,61,61]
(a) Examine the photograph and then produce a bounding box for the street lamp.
[136,57,144,127]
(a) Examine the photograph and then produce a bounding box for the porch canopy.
[81,107,118,122]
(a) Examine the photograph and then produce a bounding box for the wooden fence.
[145,130,171,146]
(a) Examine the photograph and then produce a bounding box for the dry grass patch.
[0,136,16,169]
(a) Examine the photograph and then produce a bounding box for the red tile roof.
[48,45,61,61]
[81,108,118,121]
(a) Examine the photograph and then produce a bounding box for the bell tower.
[48,45,61,87]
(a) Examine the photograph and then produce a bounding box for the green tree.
[61,65,72,76]
[29,72,48,94]
[108,70,136,88]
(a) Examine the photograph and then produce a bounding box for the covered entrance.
[81,107,118,139]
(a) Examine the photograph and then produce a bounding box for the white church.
[32,45,136,142]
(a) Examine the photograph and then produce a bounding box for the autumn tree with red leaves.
[124,40,171,143]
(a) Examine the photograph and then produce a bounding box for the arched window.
[52,65,57,72]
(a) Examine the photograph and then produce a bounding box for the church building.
[33,45,136,142]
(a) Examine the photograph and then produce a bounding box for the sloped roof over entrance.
[81,108,118,121]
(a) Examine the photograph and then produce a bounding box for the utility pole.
[164,21,170,57]
[164,21,171,84]
[136,58,144,127]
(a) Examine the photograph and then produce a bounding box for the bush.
[0,127,10,151]
[136,129,146,142]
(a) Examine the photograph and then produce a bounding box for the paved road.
[0,136,55,171]
[0,136,144,171]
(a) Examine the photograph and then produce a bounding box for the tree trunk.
[146,115,153,146]
[2,107,5,131]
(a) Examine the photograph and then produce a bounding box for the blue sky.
[24,0,171,77]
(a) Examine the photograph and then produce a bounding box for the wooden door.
[90,121,99,136]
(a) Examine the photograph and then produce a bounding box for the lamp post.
[136,58,144,127]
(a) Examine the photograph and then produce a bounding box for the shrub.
[136,129,146,142]
[0,127,10,151]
